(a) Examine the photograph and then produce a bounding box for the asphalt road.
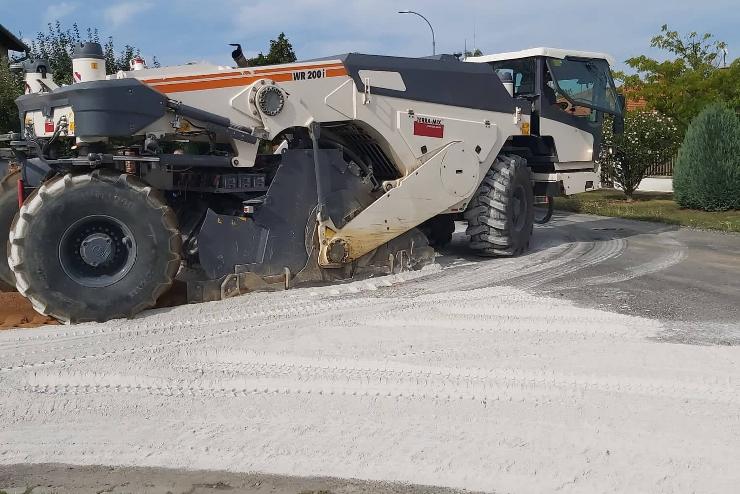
[433,212,740,344]
[1,212,738,494]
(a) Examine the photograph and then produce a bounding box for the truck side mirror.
[613,94,626,134]
[613,115,625,134]
[617,94,626,113]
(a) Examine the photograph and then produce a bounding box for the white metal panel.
[324,142,479,261]
[559,171,598,195]
[439,143,480,198]
[324,78,357,119]
[396,110,499,165]
[539,118,594,163]
[467,47,616,67]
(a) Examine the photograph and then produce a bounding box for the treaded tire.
[0,170,20,289]
[8,171,181,323]
[463,154,534,256]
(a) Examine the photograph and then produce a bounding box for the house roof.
[0,24,28,53]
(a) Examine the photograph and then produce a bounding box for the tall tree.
[624,25,738,131]
[29,21,150,86]
[247,33,297,67]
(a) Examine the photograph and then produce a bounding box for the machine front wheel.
[463,154,534,256]
[8,171,181,323]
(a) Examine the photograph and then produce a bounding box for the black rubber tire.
[463,154,534,256]
[8,171,181,323]
[0,170,20,289]
[534,196,554,224]
[420,214,456,247]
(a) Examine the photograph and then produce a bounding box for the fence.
[645,156,676,176]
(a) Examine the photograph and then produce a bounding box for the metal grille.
[329,124,401,180]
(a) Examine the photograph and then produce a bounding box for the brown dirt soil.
[0,281,189,330]
[0,291,59,329]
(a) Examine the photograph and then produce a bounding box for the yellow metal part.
[317,141,483,266]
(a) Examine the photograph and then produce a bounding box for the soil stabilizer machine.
[6,43,623,322]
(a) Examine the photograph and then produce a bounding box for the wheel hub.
[59,215,138,288]
[79,233,113,267]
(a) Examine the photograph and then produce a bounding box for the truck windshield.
[546,57,621,115]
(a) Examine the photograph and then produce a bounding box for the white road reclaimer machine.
[5,43,623,322]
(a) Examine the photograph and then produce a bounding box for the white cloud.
[104,1,154,28]
[43,2,79,23]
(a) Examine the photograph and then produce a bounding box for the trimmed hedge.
[674,104,740,211]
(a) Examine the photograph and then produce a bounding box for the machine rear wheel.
[464,155,534,256]
[9,171,181,323]
[0,170,20,289]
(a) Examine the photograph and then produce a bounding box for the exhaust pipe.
[230,43,249,68]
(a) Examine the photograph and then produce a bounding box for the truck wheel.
[0,170,20,289]
[420,214,456,247]
[464,155,534,256]
[9,171,181,323]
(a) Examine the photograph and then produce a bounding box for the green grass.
[553,189,740,232]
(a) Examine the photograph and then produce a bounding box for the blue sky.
[1,0,738,71]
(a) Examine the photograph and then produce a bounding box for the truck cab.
[466,48,624,195]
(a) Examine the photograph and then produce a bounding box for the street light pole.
[398,10,435,56]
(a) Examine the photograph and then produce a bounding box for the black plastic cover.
[340,53,526,114]
[15,78,167,137]
[71,42,104,60]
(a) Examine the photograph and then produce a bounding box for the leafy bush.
[598,110,681,198]
[246,33,297,67]
[28,21,152,86]
[674,103,740,211]
[0,57,22,132]
[624,25,739,132]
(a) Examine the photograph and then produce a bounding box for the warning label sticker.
[413,116,444,138]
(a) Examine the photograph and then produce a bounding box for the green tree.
[464,48,483,58]
[247,33,297,66]
[29,21,149,86]
[0,57,22,132]
[674,103,740,211]
[624,25,738,131]
[598,110,681,199]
